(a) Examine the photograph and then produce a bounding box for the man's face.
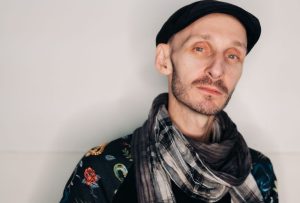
[168,13,247,115]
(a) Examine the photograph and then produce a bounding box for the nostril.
[205,60,225,79]
[206,68,224,80]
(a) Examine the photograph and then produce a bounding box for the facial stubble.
[171,60,234,116]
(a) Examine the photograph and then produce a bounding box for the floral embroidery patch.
[251,152,278,202]
[82,167,101,188]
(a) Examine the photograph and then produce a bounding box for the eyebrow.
[183,34,247,51]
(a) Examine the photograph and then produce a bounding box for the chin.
[189,95,227,115]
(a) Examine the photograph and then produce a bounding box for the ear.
[155,43,172,75]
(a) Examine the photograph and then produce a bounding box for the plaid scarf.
[132,93,264,203]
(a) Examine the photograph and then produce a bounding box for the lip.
[196,86,222,95]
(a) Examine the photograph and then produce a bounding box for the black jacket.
[60,134,278,203]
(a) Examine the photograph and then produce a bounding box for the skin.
[155,13,247,141]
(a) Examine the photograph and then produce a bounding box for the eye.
[192,42,212,56]
[225,48,244,64]
[195,47,204,52]
[227,54,239,60]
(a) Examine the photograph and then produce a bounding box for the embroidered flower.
[83,167,100,188]
[253,163,271,191]
[252,161,277,201]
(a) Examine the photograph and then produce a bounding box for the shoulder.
[60,134,134,203]
[84,134,133,164]
[82,134,134,173]
[249,148,278,203]
[82,134,134,193]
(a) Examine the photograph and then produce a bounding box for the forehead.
[169,13,247,50]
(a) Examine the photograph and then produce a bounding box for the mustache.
[192,76,229,94]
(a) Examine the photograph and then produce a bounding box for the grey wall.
[1,0,299,202]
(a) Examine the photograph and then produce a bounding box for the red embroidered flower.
[84,167,99,186]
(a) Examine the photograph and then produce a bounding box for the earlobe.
[155,43,172,75]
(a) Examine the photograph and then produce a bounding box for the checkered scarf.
[132,93,264,203]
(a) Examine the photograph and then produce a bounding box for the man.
[60,1,278,202]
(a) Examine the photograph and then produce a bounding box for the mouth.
[196,86,223,95]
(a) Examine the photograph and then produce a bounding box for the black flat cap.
[156,0,261,53]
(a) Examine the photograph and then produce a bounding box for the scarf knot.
[133,93,264,203]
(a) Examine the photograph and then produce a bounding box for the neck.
[168,93,215,142]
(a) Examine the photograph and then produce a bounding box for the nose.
[205,54,225,80]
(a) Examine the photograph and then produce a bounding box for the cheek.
[171,49,214,83]
[184,53,210,69]
[171,55,192,81]
[226,67,243,89]
[176,55,208,79]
